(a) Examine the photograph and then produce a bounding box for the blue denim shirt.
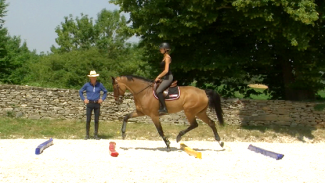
[79,82,108,101]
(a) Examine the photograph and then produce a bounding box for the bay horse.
[111,75,224,151]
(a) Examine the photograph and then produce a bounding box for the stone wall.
[0,85,324,128]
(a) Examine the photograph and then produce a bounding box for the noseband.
[113,81,124,103]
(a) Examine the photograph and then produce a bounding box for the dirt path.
[1,139,325,183]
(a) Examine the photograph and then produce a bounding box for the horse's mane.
[120,75,153,83]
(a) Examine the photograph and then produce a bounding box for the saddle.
[154,80,178,90]
[153,80,180,100]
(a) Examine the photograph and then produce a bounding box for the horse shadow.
[119,146,225,152]
[120,147,179,152]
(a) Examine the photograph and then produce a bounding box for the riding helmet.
[159,42,171,50]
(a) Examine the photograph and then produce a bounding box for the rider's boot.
[157,92,168,115]
[94,122,100,140]
[84,121,90,140]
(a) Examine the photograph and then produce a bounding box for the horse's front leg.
[151,116,171,152]
[122,111,143,139]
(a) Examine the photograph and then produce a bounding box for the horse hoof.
[176,135,182,143]
[122,133,126,140]
[167,147,171,152]
[219,141,224,148]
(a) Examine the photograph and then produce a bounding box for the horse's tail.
[205,89,224,126]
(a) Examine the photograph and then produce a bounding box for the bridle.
[113,81,124,104]
[113,79,154,104]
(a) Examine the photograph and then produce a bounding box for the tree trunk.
[281,61,315,100]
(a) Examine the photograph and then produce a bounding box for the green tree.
[94,9,130,50]
[0,0,34,84]
[51,9,130,53]
[28,9,150,89]
[1,36,36,84]
[24,45,149,90]
[51,14,96,52]
[25,48,113,89]
[112,0,325,100]
[0,0,8,68]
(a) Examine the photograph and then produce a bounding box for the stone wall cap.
[0,84,79,92]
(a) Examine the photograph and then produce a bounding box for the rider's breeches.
[156,75,173,94]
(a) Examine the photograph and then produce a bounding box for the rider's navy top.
[79,82,108,101]
[160,59,172,80]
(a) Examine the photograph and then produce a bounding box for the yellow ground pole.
[180,143,202,159]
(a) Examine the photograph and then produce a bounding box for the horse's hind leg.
[122,111,144,139]
[176,112,198,143]
[151,115,171,152]
[196,110,224,148]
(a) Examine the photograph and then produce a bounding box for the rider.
[155,42,173,115]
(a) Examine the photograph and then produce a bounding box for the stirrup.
[159,108,168,115]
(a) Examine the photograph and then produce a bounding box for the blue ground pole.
[35,138,54,155]
[248,144,284,160]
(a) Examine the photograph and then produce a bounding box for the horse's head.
[111,76,126,104]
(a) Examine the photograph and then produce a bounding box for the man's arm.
[101,83,108,101]
[79,84,87,101]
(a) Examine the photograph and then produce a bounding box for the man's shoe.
[94,135,100,140]
[84,135,89,140]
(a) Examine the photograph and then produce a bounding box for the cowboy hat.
[87,70,100,77]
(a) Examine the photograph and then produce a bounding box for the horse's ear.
[111,76,115,83]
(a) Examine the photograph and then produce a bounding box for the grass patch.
[318,90,325,98]
[234,88,269,100]
[1,117,325,142]
[217,84,270,100]
[314,103,325,111]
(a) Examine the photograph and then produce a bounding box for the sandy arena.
[1,139,325,183]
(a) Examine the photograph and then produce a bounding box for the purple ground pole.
[35,138,54,155]
[248,144,284,160]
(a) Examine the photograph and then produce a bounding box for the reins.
[114,80,154,98]
[133,83,153,95]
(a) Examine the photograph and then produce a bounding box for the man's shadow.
[236,98,317,143]
[240,125,316,142]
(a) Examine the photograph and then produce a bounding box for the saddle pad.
[153,86,181,101]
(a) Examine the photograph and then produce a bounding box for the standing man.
[79,70,107,140]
